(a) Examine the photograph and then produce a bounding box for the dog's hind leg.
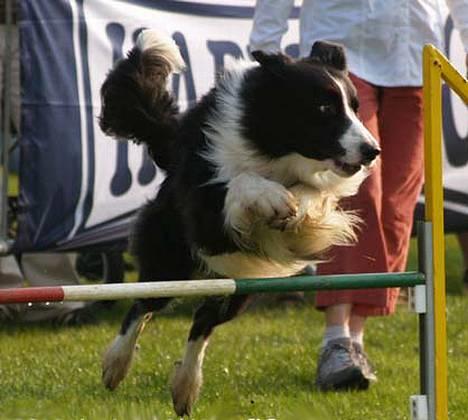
[171,294,253,416]
[102,297,171,390]
[102,194,194,391]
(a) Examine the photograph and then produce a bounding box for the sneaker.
[315,337,368,391]
[352,342,378,388]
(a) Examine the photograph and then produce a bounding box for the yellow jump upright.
[422,44,468,420]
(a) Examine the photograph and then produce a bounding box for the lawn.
[0,235,466,420]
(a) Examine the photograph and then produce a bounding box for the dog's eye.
[318,104,336,116]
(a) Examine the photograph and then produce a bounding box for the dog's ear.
[308,41,347,71]
[251,50,291,77]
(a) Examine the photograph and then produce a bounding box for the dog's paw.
[253,186,298,223]
[170,360,203,417]
[225,174,300,234]
[253,187,301,231]
[101,334,137,390]
[268,207,306,231]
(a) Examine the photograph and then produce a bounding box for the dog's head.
[245,41,380,178]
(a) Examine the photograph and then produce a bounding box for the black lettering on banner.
[105,23,158,197]
[106,23,133,196]
[171,32,197,104]
[443,18,468,167]
[207,40,243,80]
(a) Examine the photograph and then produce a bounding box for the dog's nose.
[360,143,380,164]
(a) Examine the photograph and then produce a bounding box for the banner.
[15,0,468,252]
[16,0,280,251]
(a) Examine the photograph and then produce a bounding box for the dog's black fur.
[99,30,379,416]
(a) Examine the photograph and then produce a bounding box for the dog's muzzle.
[333,143,381,176]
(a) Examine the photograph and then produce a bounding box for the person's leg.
[349,313,365,346]
[315,74,385,389]
[349,310,377,384]
[378,86,424,273]
[323,303,351,345]
[341,84,424,386]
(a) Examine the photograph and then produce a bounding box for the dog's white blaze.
[136,29,185,73]
[332,77,378,164]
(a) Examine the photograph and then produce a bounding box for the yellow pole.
[423,44,447,420]
[423,44,467,420]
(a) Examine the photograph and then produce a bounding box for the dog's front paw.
[252,186,300,231]
[225,174,300,234]
[101,335,137,390]
[268,206,305,231]
[170,360,203,417]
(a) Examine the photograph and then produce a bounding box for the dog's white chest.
[199,251,307,279]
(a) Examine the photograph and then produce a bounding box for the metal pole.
[420,221,435,420]
[0,0,13,251]
[417,222,427,396]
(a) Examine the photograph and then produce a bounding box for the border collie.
[99,29,380,416]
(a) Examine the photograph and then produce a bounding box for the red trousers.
[315,74,424,316]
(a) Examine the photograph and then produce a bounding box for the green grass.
[0,235,466,419]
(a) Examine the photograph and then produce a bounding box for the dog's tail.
[99,29,185,171]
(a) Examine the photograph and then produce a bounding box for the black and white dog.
[99,30,379,416]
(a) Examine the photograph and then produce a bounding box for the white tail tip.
[136,29,186,73]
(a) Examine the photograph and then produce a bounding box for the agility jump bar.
[0,272,424,304]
